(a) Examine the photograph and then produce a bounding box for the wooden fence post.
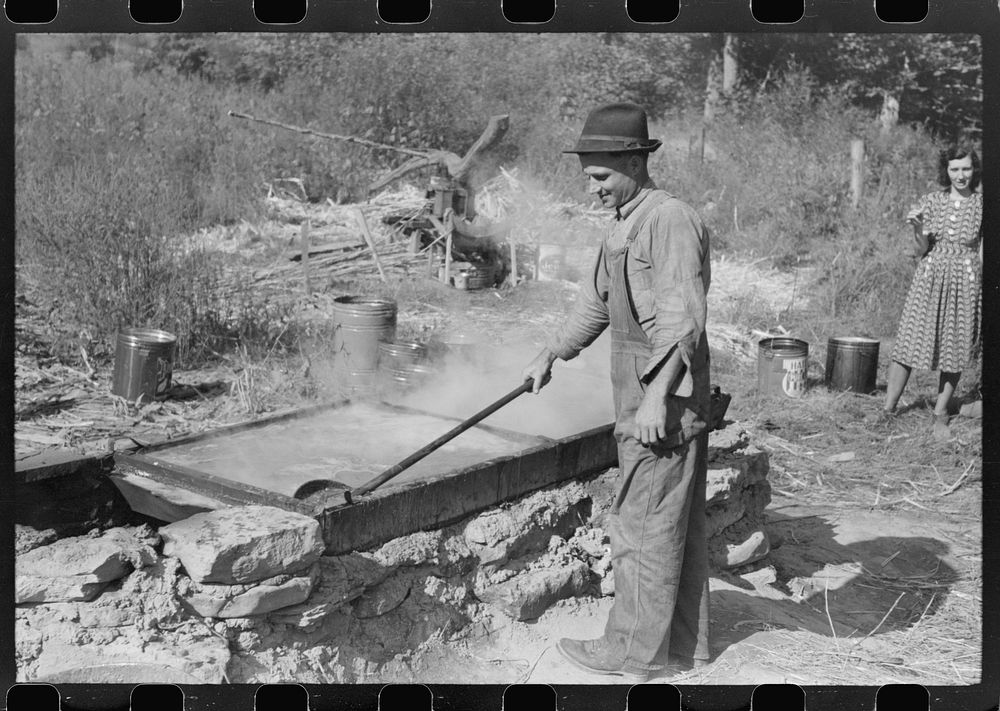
[443,214,453,286]
[850,138,865,210]
[509,239,518,285]
[301,220,311,296]
[690,125,706,164]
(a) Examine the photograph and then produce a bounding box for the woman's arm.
[912,223,930,259]
[906,198,929,259]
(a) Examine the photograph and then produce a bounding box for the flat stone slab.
[160,505,325,584]
[15,527,158,604]
[706,452,769,506]
[373,531,443,569]
[463,482,591,566]
[269,553,394,629]
[16,574,112,604]
[706,452,771,541]
[180,563,320,618]
[477,559,591,621]
[711,521,772,570]
[17,539,129,582]
[29,636,230,684]
[17,529,154,581]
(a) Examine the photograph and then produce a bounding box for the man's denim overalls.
[602,192,711,671]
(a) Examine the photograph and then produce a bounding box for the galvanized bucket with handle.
[111,327,177,403]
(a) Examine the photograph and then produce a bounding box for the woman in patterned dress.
[882,146,982,439]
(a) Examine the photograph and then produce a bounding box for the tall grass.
[16,52,281,363]
[645,69,945,341]
[15,40,956,367]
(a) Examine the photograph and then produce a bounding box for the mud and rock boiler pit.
[110,393,620,556]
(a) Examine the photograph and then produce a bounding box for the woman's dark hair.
[938,146,981,191]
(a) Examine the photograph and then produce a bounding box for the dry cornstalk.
[771,487,799,498]
[903,496,932,511]
[824,578,839,652]
[905,593,937,639]
[875,493,917,508]
[426,213,454,284]
[353,208,387,282]
[79,345,94,377]
[940,460,975,496]
[879,550,901,569]
[763,436,832,473]
[301,220,311,296]
[854,591,906,644]
[249,241,418,289]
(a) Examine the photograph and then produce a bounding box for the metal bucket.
[757,337,809,398]
[379,340,428,388]
[450,264,494,291]
[111,328,177,402]
[332,297,397,390]
[382,362,437,395]
[538,244,566,281]
[463,265,495,290]
[379,340,427,369]
[825,336,880,394]
[427,330,485,366]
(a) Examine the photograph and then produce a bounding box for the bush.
[640,66,944,340]
[15,37,952,367]
[14,48,299,362]
[16,52,267,226]
[18,152,225,362]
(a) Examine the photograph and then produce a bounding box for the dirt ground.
[400,501,980,686]
[14,193,983,688]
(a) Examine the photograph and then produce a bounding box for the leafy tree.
[713,34,980,141]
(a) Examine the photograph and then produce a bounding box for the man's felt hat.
[564,102,662,154]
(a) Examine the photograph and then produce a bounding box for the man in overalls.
[522,102,712,681]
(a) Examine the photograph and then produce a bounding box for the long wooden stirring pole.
[342,379,534,504]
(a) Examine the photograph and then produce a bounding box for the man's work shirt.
[547,183,711,398]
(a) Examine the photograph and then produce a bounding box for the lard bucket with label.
[757,337,809,398]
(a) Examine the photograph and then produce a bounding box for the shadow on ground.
[709,508,959,657]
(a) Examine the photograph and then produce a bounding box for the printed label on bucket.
[155,357,172,396]
[782,357,806,397]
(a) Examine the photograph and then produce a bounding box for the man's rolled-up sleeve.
[639,207,709,395]
[546,243,611,361]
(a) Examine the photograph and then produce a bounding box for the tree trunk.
[850,138,865,210]
[703,48,723,125]
[696,39,724,163]
[723,34,740,95]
